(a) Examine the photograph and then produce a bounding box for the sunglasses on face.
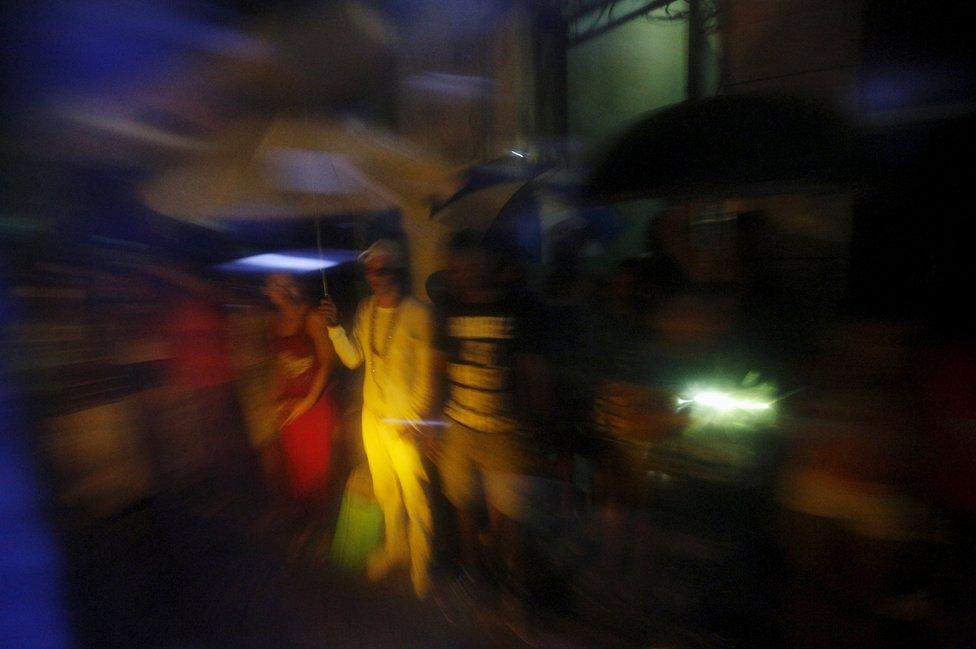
[365,266,396,277]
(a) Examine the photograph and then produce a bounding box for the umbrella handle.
[303,104,329,298]
[315,216,329,297]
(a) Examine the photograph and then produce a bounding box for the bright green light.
[680,390,772,412]
[676,377,778,431]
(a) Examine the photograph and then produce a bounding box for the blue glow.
[1,268,73,647]
[217,249,359,273]
[234,254,337,271]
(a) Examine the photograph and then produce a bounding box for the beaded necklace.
[369,300,402,396]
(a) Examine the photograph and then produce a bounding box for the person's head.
[445,229,508,299]
[263,272,304,309]
[425,270,451,307]
[359,239,405,298]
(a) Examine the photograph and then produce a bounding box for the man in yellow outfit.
[320,240,436,598]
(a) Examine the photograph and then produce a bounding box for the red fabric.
[269,330,316,399]
[280,391,336,501]
[165,298,234,390]
[270,328,336,502]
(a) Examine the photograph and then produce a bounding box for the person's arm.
[323,298,365,369]
[515,301,552,425]
[409,303,439,422]
[266,317,291,428]
[428,305,449,417]
[283,311,335,426]
[406,303,444,460]
[430,348,448,419]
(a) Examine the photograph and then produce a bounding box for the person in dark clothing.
[433,230,551,620]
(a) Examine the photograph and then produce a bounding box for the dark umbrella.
[583,94,866,202]
[430,152,549,214]
[433,164,622,263]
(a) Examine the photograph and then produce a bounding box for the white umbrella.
[140,115,460,224]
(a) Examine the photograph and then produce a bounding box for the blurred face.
[263,273,301,307]
[447,247,491,298]
[364,254,399,296]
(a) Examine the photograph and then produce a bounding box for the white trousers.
[361,408,432,584]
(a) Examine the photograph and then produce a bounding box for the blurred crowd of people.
[7,217,976,648]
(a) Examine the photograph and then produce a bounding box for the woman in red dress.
[263,273,338,507]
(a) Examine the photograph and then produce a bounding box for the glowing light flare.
[677,390,772,413]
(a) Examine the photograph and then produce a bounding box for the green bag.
[328,463,384,572]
